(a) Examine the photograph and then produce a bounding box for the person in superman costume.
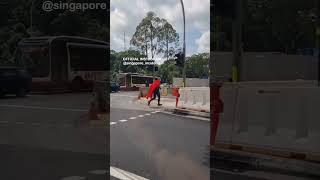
[147,78,162,106]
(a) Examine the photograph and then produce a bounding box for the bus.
[16,36,109,91]
[118,73,160,88]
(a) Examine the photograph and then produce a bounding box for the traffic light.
[214,0,235,19]
[174,52,184,67]
[147,65,159,71]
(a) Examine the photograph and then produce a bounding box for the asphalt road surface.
[0,92,312,180]
[0,93,107,180]
[110,91,210,180]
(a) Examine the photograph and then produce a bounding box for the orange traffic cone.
[88,101,99,120]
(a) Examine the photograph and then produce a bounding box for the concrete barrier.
[178,87,210,112]
[215,81,320,162]
[88,81,108,122]
[161,87,168,96]
[138,87,149,99]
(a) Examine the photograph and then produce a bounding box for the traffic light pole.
[232,0,243,82]
[316,0,320,86]
[180,0,186,87]
[30,0,35,37]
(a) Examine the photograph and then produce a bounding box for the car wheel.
[16,87,27,97]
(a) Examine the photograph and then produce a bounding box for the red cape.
[146,80,161,99]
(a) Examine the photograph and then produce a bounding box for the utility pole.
[30,0,35,37]
[180,0,186,87]
[316,0,320,86]
[123,32,126,51]
[232,0,243,82]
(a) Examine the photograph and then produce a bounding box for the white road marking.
[110,122,117,125]
[0,104,87,112]
[144,113,151,116]
[110,166,150,180]
[151,112,157,114]
[31,122,41,126]
[111,94,138,98]
[119,120,128,122]
[129,117,137,120]
[161,111,210,121]
[138,115,144,118]
[62,124,72,128]
[60,176,86,180]
[88,169,107,175]
[15,122,25,125]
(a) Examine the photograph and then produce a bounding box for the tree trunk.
[145,29,148,59]
[166,29,169,61]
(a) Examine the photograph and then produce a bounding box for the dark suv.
[0,67,32,97]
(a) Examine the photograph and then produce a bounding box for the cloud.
[196,30,210,53]
[110,0,210,57]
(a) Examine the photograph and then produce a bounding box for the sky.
[110,0,210,63]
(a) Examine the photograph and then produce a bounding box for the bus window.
[69,46,108,71]
[21,47,50,78]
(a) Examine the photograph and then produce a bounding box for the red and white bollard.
[175,92,180,107]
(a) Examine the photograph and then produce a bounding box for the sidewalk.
[137,95,210,119]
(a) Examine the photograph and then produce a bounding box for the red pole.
[176,92,180,107]
[210,82,223,146]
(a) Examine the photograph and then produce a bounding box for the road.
[0,91,311,180]
[110,91,276,180]
[0,93,107,180]
[110,91,210,180]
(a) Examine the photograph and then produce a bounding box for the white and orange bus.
[118,73,160,89]
[16,36,109,91]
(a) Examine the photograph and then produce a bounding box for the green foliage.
[157,59,182,84]
[0,0,109,65]
[110,49,150,82]
[130,11,179,60]
[110,49,209,84]
[185,53,209,79]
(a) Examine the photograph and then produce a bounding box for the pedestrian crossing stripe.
[61,167,149,180]
[110,166,150,180]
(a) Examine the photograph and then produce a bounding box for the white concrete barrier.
[216,81,320,161]
[178,87,210,112]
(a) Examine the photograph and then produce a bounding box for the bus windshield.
[69,46,108,71]
[19,47,50,78]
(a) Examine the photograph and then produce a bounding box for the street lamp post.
[316,0,320,86]
[30,0,35,37]
[180,0,186,87]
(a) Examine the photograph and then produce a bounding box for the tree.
[130,11,179,61]
[185,53,209,78]
[0,0,109,65]
[157,59,182,84]
[159,21,179,60]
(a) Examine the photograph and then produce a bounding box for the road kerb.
[163,107,210,118]
[136,99,210,119]
[212,147,320,178]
